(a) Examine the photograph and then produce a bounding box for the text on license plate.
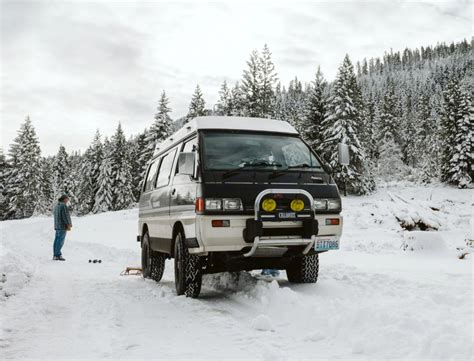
[278,212,296,219]
[315,237,339,251]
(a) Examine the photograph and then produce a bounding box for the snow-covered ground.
[0,183,472,360]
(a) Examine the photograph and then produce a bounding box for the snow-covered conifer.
[304,67,327,151]
[258,44,278,118]
[93,137,114,213]
[186,85,206,122]
[6,116,43,218]
[110,123,135,210]
[322,55,375,194]
[216,81,233,116]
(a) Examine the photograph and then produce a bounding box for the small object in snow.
[457,248,472,259]
[120,267,142,276]
[89,259,102,264]
[88,260,91,263]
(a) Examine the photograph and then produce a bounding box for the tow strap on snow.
[120,267,142,276]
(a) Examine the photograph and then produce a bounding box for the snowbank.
[402,231,448,253]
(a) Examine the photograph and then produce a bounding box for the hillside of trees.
[0,40,472,220]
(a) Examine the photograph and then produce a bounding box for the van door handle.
[171,188,177,197]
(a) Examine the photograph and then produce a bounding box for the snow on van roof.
[154,116,298,155]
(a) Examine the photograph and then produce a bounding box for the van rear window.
[201,131,321,171]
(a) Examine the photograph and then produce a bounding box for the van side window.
[182,137,197,153]
[156,149,177,188]
[144,160,160,192]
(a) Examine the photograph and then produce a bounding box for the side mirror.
[338,143,350,166]
[177,152,196,177]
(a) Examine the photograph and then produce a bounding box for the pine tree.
[304,67,327,151]
[440,79,462,182]
[64,151,80,212]
[33,157,53,216]
[186,85,206,121]
[110,123,135,210]
[5,116,44,218]
[51,145,70,202]
[231,82,246,116]
[259,44,278,118]
[216,81,233,116]
[284,77,306,132]
[93,137,114,213]
[144,91,173,161]
[0,148,10,219]
[322,55,375,195]
[129,131,147,201]
[77,130,103,214]
[272,82,285,120]
[449,88,473,187]
[241,49,261,117]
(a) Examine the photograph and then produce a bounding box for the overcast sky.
[1,0,471,156]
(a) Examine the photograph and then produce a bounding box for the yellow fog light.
[290,199,305,212]
[262,199,277,212]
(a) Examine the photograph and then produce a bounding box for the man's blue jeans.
[53,230,67,257]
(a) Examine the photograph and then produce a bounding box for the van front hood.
[199,171,340,215]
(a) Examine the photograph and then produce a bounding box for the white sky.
[1,0,472,156]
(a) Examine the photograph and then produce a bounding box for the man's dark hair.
[58,194,69,202]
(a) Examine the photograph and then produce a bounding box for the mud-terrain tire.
[286,253,319,283]
[141,232,166,282]
[174,230,202,298]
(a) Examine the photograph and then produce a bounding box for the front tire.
[174,230,202,298]
[286,253,319,283]
[141,232,166,282]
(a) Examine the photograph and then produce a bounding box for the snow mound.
[203,271,259,292]
[388,192,442,230]
[0,250,33,301]
[251,314,274,331]
[402,231,447,253]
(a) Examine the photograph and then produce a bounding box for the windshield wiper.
[268,163,320,179]
[222,160,283,179]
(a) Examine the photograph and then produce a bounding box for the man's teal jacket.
[53,202,72,230]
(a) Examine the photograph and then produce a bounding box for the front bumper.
[191,214,343,255]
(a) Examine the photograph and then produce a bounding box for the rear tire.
[286,253,319,283]
[174,230,202,298]
[141,232,166,282]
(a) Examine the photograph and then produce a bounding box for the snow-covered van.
[137,116,348,297]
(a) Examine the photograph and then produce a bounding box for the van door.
[169,137,198,236]
[149,147,177,253]
[139,158,161,237]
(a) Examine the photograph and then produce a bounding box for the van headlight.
[314,199,327,210]
[223,198,243,211]
[205,198,243,211]
[327,198,341,210]
[313,198,341,211]
[205,199,222,210]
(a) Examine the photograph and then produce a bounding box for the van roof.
[154,116,298,156]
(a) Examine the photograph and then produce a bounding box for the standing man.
[53,194,72,261]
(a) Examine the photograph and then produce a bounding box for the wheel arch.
[171,221,185,258]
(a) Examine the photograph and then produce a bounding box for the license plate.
[278,212,296,219]
[315,237,339,251]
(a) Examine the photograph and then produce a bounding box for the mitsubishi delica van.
[137,116,348,298]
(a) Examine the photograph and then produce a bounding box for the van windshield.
[201,131,321,171]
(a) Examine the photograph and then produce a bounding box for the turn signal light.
[262,198,277,212]
[290,199,305,212]
[195,197,204,212]
[325,218,340,226]
[212,220,230,227]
